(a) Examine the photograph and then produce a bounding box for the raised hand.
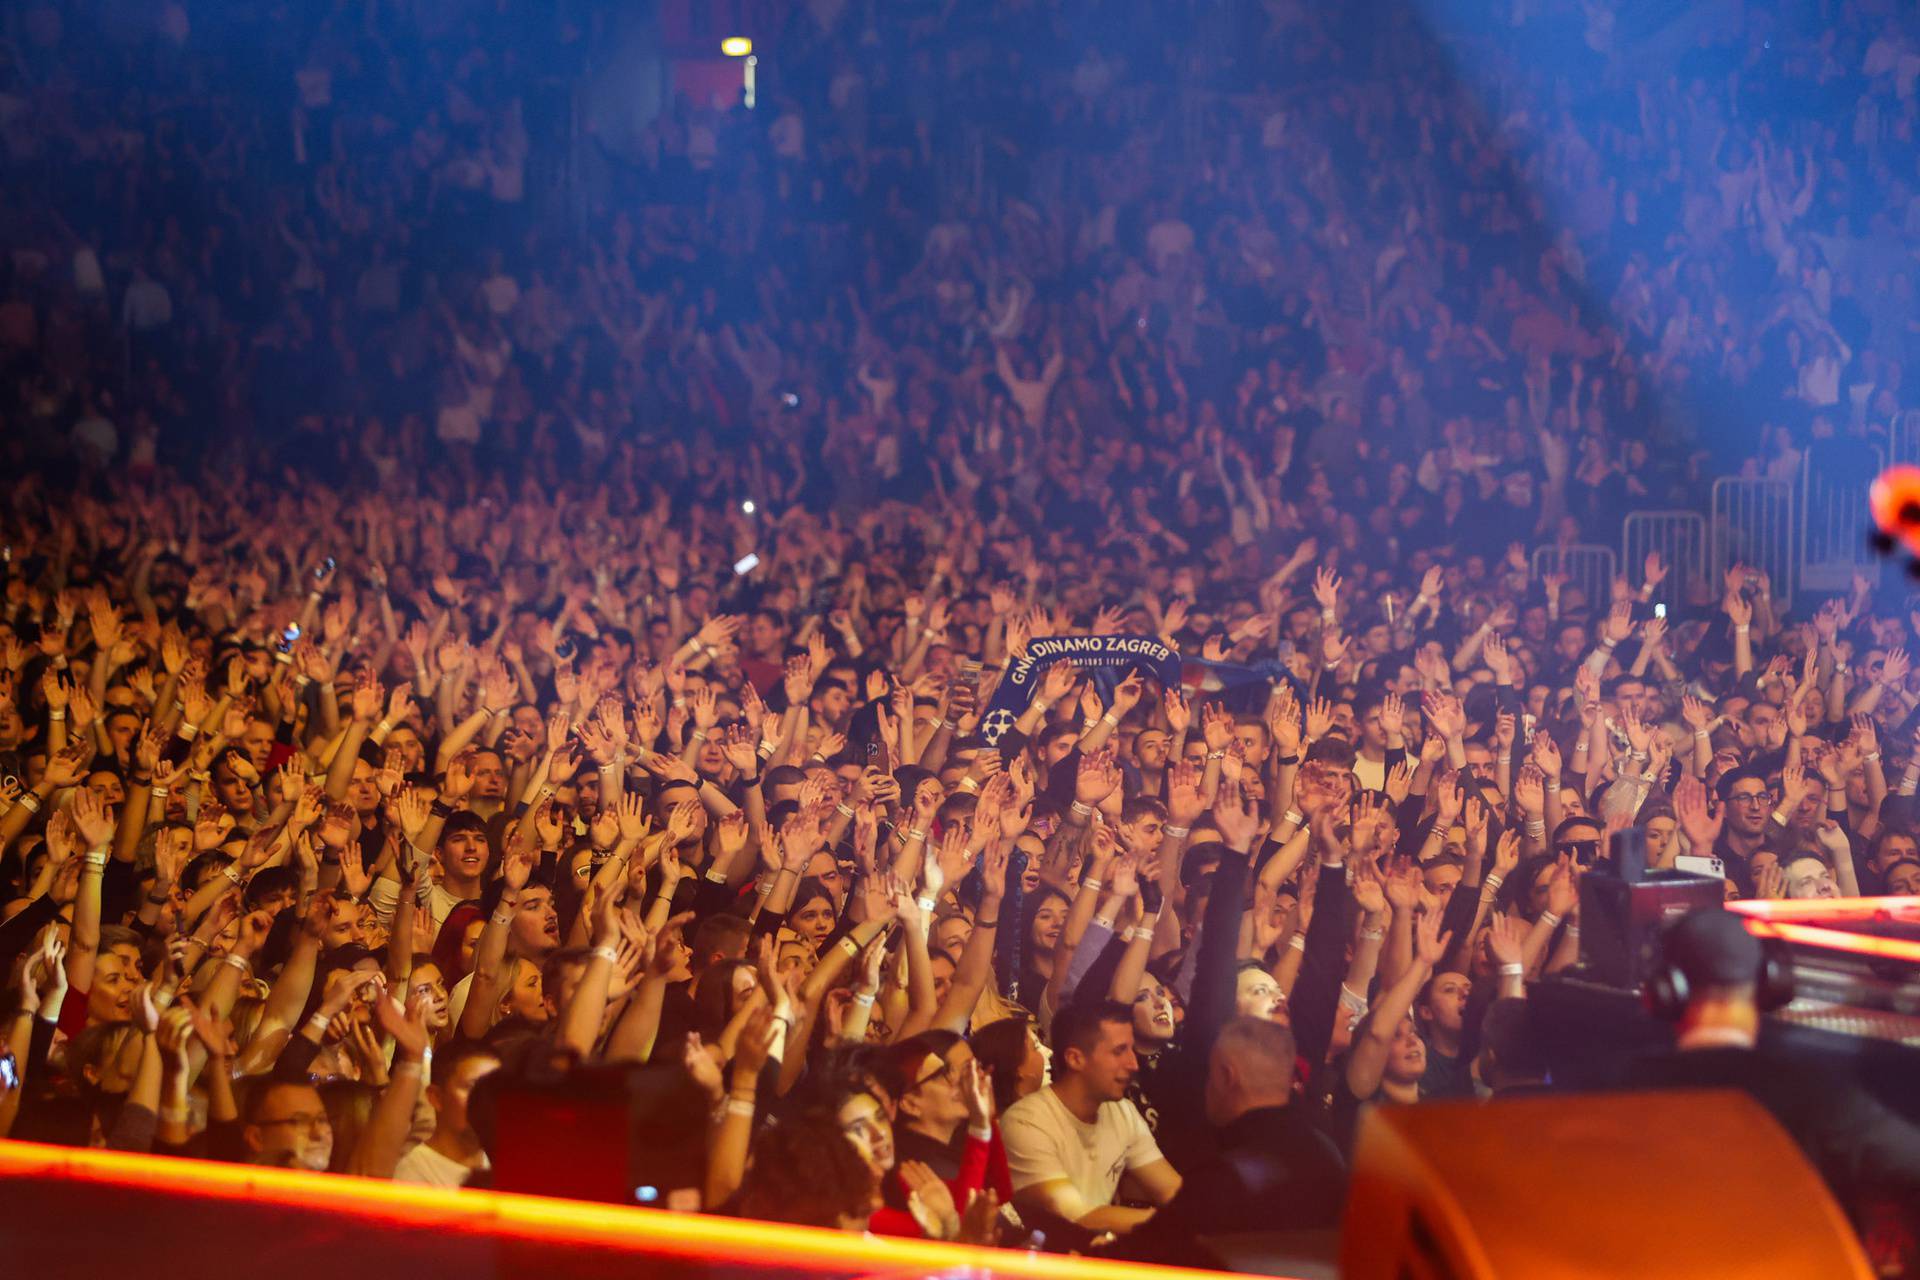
[1213,778,1262,850]
[1075,749,1123,805]
[1413,908,1452,968]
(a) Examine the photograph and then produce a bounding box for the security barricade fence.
[1621,510,1708,606]
[1798,443,1884,597]
[1530,543,1617,611]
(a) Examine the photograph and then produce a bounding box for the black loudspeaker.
[1577,856,1724,990]
[485,1063,711,1208]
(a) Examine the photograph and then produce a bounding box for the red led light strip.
[1728,896,1920,963]
[0,1138,1254,1280]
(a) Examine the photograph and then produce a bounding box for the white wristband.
[1499,962,1525,978]
[590,945,620,965]
[1163,824,1189,839]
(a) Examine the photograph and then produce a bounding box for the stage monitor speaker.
[1577,867,1723,990]
[1340,1090,1873,1279]
[486,1062,710,1209]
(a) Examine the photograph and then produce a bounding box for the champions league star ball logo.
[981,708,1018,745]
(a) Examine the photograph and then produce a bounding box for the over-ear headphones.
[1645,930,1795,1020]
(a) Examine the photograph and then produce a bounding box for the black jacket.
[1114,1104,1348,1265]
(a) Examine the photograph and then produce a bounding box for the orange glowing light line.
[0,1139,1257,1280]
[1728,896,1920,963]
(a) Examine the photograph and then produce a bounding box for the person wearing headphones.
[1630,908,1920,1270]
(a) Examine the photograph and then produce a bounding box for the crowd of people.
[3,0,1920,1270]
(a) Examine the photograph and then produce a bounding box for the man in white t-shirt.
[1001,1000,1182,1235]
[394,1042,500,1188]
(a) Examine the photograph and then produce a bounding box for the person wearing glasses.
[242,1080,337,1171]
[1708,766,1778,896]
[877,1031,1013,1223]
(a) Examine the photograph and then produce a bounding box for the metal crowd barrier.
[1709,477,1795,609]
[1621,511,1707,605]
[1530,543,1617,610]
[1798,445,1883,596]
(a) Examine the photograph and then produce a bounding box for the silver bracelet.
[224,954,252,976]
[1541,910,1563,928]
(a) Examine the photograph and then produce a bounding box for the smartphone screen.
[734,553,761,576]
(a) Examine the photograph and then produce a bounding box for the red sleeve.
[950,1132,991,1203]
[987,1127,1014,1200]
[58,985,91,1042]
[867,1206,926,1238]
